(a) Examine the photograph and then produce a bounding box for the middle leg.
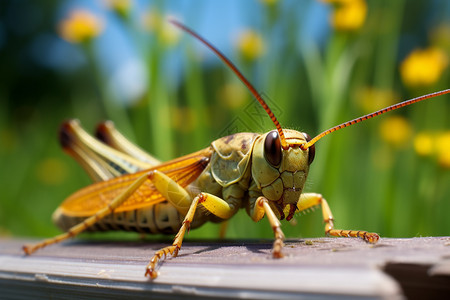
[145,172,239,278]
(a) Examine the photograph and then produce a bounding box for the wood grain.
[1,237,449,299]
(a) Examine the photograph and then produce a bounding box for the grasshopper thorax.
[252,129,315,220]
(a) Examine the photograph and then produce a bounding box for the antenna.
[170,19,289,150]
[301,89,450,150]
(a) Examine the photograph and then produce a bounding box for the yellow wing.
[59,148,213,217]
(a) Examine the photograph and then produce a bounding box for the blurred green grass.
[1,0,449,243]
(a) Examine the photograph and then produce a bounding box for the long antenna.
[170,19,289,150]
[301,89,450,150]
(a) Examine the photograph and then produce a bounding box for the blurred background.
[1,0,449,242]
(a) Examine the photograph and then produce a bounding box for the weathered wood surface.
[0,237,449,299]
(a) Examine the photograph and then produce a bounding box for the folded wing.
[59,148,213,217]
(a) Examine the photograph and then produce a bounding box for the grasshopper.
[23,20,450,279]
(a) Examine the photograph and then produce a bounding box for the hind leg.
[23,171,153,254]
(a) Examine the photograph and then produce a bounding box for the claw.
[364,232,380,244]
[272,250,284,259]
[22,245,32,255]
[145,267,158,279]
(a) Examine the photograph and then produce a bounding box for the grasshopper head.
[251,129,315,220]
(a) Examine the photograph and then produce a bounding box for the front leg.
[248,196,285,258]
[298,193,380,243]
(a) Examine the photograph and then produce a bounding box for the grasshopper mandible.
[23,20,450,279]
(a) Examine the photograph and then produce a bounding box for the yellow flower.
[141,11,180,47]
[400,47,449,87]
[355,87,397,114]
[413,132,434,156]
[438,153,450,168]
[321,0,367,31]
[379,115,412,148]
[237,30,266,61]
[59,10,104,43]
[436,132,450,168]
[104,0,132,19]
[412,130,450,168]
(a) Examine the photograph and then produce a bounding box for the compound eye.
[264,130,282,167]
[302,132,315,165]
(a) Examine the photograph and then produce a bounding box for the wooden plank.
[1,237,449,299]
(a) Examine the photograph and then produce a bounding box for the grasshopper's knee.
[196,193,236,220]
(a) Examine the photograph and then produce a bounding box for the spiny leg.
[298,193,379,243]
[145,192,237,278]
[23,172,153,255]
[249,196,285,258]
[145,193,201,279]
[145,170,237,278]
